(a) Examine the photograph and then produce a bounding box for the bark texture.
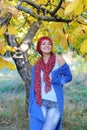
[5,22,40,116]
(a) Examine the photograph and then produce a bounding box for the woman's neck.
[42,53,51,64]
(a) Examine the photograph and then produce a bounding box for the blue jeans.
[41,99,60,130]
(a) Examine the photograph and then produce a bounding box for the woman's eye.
[42,42,51,45]
[48,43,51,45]
[42,42,45,45]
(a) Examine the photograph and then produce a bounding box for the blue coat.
[28,63,72,130]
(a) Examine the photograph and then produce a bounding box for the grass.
[63,85,87,130]
[0,66,28,130]
[0,93,29,130]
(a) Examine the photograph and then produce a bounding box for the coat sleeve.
[51,63,72,86]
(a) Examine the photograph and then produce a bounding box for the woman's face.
[40,40,52,54]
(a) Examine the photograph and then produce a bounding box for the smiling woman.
[36,36,53,55]
[28,36,72,130]
[40,40,52,56]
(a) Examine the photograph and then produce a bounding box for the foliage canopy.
[0,0,87,68]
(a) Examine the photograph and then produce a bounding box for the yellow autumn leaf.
[52,45,56,53]
[0,57,16,70]
[62,35,68,50]
[0,40,6,55]
[53,34,62,45]
[68,35,75,44]
[83,0,87,10]
[0,57,5,69]
[28,55,40,66]
[80,39,87,54]
[6,45,16,52]
[35,0,47,5]
[64,0,79,15]
[57,8,64,17]
[74,26,82,35]
[57,30,68,49]
[0,25,7,35]
[0,48,6,55]
[5,61,16,70]
[82,25,87,34]
[8,25,18,35]
[0,40,6,47]
[9,1,17,6]
[74,0,83,15]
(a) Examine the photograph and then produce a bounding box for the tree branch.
[17,0,52,15]
[18,6,72,23]
[0,13,12,26]
[17,0,64,18]
[18,22,41,53]
[22,22,41,43]
[51,0,63,16]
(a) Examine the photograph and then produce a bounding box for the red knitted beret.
[36,36,53,54]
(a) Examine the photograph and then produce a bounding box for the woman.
[28,36,72,130]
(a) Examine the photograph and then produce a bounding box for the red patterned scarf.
[34,54,56,106]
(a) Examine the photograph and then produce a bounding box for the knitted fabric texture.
[34,54,56,106]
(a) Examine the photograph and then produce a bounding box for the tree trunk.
[5,22,40,116]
